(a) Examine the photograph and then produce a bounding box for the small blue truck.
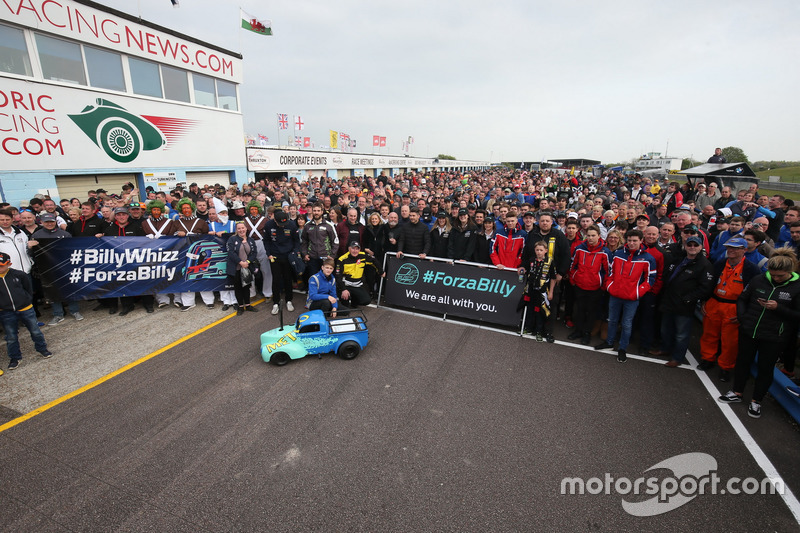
[260,310,369,366]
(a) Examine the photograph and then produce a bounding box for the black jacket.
[448,223,477,261]
[398,221,431,255]
[659,253,715,315]
[737,272,800,341]
[0,267,33,311]
[429,226,450,258]
[522,228,571,276]
[473,231,495,265]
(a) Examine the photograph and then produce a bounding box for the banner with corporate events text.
[35,236,233,300]
[384,255,524,326]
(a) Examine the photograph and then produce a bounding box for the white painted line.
[685,349,800,525]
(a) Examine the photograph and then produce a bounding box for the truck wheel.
[337,341,360,360]
[270,351,290,366]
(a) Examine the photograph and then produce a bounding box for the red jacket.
[605,247,657,301]
[570,241,610,291]
[643,243,664,294]
[491,226,525,268]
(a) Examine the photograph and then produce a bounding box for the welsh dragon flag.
[241,9,272,36]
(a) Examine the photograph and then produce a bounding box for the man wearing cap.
[31,213,83,324]
[654,235,715,367]
[335,240,380,309]
[41,199,68,230]
[697,236,760,381]
[265,210,300,314]
[710,215,744,262]
[0,251,52,370]
[127,202,146,232]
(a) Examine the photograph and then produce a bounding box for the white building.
[0,0,247,205]
[634,152,682,173]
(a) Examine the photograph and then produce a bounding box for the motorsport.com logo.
[395,264,516,298]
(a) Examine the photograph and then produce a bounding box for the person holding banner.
[208,202,238,312]
[0,251,52,371]
[104,207,152,315]
[142,200,178,309]
[227,222,259,316]
[173,198,211,311]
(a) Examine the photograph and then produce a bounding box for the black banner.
[384,255,523,326]
[35,236,233,300]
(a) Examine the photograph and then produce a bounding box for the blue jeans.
[0,307,49,361]
[660,314,694,363]
[607,296,639,350]
[53,300,80,318]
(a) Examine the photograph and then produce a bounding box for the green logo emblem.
[394,263,419,285]
[69,98,166,162]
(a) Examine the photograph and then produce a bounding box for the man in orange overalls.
[698,237,761,382]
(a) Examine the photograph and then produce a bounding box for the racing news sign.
[384,256,523,326]
[34,236,232,300]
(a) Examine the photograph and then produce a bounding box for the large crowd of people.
[1,166,800,419]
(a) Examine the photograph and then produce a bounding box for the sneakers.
[545,334,555,344]
[747,401,761,419]
[180,304,195,312]
[286,301,295,312]
[617,350,627,363]
[246,305,258,312]
[594,341,613,351]
[697,360,716,371]
[173,301,181,308]
[158,302,169,309]
[47,316,65,326]
[718,391,742,404]
[39,351,52,359]
[565,318,575,329]
[236,307,244,316]
[221,304,231,311]
[535,333,543,342]
[206,304,215,309]
[271,304,279,315]
[73,312,84,321]
[8,359,19,370]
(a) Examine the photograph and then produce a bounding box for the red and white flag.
[295,116,304,130]
[379,136,386,147]
[303,137,310,148]
[373,135,380,147]
[277,113,288,130]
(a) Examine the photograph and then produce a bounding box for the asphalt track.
[1,305,799,532]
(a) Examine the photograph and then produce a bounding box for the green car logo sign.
[69,98,167,163]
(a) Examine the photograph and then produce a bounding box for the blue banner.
[35,236,233,300]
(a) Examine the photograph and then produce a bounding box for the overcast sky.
[103,0,799,164]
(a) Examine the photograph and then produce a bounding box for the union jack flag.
[277,113,288,130]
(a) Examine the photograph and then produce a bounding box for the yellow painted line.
[0,298,265,434]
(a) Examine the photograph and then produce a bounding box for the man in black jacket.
[0,252,51,370]
[657,235,715,367]
[265,210,300,314]
[397,207,431,259]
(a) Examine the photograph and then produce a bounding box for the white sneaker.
[72,312,84,321]
[286,301,295,312]
[271,304,279,315]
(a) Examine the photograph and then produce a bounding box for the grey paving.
[0,305,798,531]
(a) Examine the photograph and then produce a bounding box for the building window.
[0,23,32,76]
[36,33,86,85]
[162,65,190,102]
[85,46,125,91]
[193,73,216,107]
[129,57,162,98]
[217,79,238,111]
